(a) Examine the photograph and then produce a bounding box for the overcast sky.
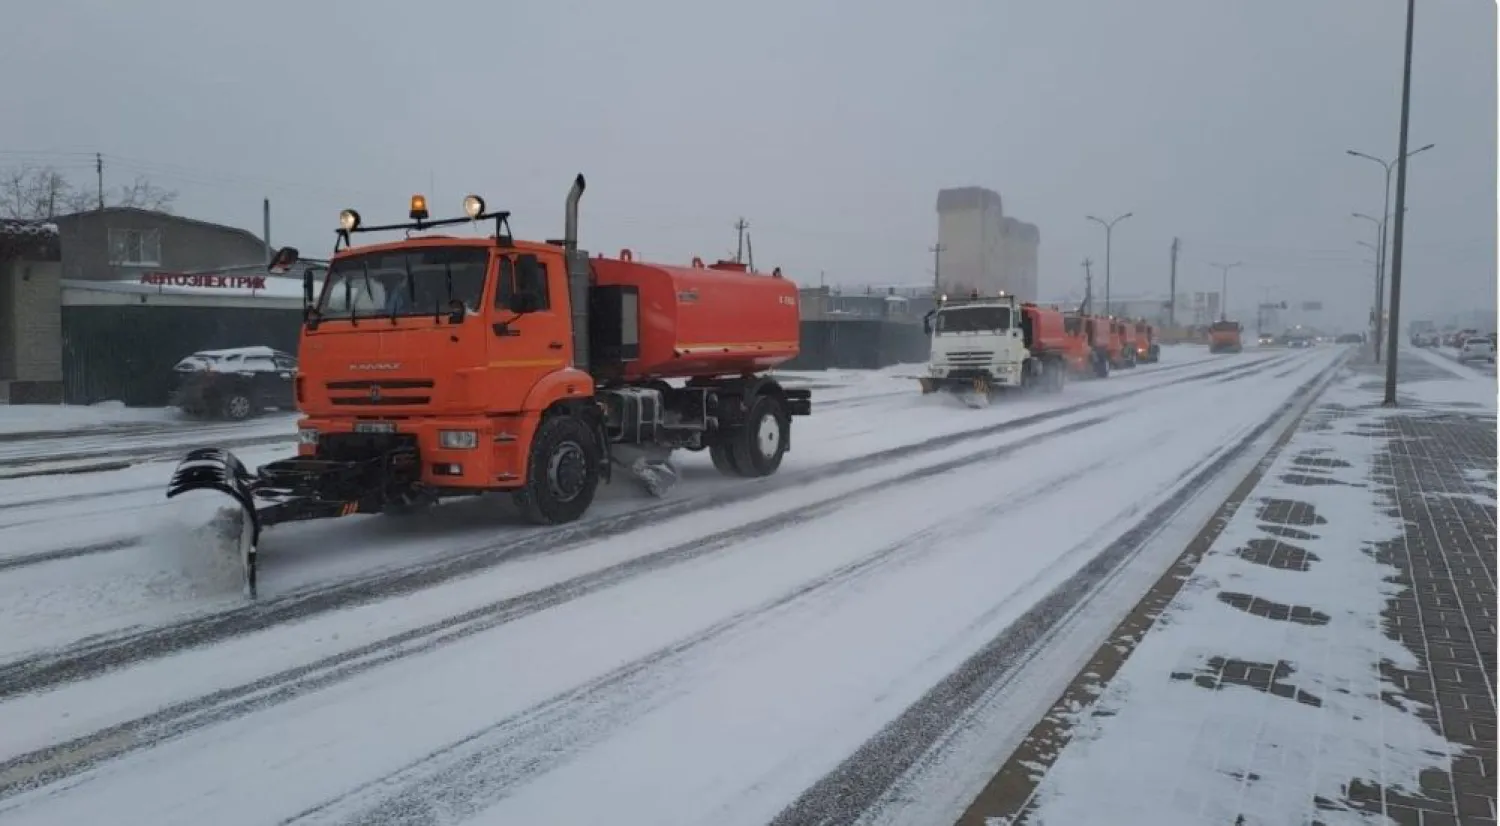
[4,0,1494,330]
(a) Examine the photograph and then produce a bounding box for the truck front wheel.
[730,394,789,477]
[514,413,600,525]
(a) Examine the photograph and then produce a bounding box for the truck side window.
[495,256,551,311]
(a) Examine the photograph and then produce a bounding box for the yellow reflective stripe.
[487,359,568,368]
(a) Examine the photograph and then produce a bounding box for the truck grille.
[326,378,435,407]
[940,350,995,366]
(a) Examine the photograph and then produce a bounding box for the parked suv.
[170,347,298,420]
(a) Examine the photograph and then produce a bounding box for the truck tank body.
[591,256,801,381]
[1022,304,1069,352]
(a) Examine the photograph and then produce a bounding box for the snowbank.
[0,402,185,436]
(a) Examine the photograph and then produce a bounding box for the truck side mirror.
[302,267,316,304]
[922,310,934,335]
[269,246,300,274]
[505,254,546,314]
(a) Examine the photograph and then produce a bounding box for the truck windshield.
[319,246,489,320]
[935,306,1010,333]
[1211,321,1240,332]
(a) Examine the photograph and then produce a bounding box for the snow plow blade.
[165,446,399,598]
[918,376,992,408]
[166,447,264,597]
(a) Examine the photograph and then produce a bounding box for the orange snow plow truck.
[166,176,810,595]
[1209,319,1244,353]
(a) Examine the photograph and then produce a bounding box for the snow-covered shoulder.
[1021,368,1469,825]
[0,401,185,436]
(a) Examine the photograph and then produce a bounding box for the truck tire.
[1047,357,1066,392]
[513,413,600,525]
[730,393,789,477]
[709,442,742,476]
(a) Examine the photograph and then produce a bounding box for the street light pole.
[1346,142,1434,363]
[1383,0,1417,406]
[1209,262,1243,320]
[1086,212,1133,316]
[1353,212,1383,348]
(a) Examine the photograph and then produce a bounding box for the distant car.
[1258,334,1275,346]
[170,346,298,420]
[1336,333,1363,344]
[1457,336,1496,364]
[1286,336,1313,348]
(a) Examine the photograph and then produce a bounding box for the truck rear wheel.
[730,393,789,477]
[513,413,600,525]
[709,442,742,476]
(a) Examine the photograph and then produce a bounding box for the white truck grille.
[940,350,994,366]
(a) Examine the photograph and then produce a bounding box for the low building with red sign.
[20,207,318,405]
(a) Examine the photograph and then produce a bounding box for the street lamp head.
[1118,211,1134,222]
[1412,142,1435,156]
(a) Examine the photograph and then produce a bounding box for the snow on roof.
[188,346,288,359]
[0,219,60,237]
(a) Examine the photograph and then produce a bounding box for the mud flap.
[167,447,263,598]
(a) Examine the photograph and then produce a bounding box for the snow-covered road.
[0,345,1348,826]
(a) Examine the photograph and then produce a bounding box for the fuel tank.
[590,253,801,380]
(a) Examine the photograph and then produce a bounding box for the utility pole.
[95,152,105,211]
[930,242,945,299]
[1081,257,1094,314]
[1168,237,1180,328]
[734,218,749,264]
[1383,0,1417,406]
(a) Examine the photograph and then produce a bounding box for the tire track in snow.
[765,351,1346,826]
[280,421,1188,825]
[0,538,143,575]
[0,415,1110,802]
[0,352,1287,700]
[0,432,293,480]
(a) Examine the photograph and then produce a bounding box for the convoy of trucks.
[917,291,1178,405]
[164,178,1246,595]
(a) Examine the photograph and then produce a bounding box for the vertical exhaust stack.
[563,174,591,370]
[564,174,586,250]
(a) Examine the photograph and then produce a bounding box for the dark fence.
[62,305,302,406]
[783,319,930,371]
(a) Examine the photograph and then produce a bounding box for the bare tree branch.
[0,165,178,220]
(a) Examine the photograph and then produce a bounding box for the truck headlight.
[439,430,479,450]
[298,428,319,446]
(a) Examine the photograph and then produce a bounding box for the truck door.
[488,252,571,412]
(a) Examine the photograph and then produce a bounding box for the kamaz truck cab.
[920,291,1028,394]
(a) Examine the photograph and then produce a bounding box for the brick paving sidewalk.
[958,354,1497,825]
